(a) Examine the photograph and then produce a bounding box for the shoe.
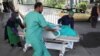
[10,44,14,47]
[17,42,22,47]
[92,26,96,28]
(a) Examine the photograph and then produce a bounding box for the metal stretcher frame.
[19,32,80,56]
[44,36,80,56]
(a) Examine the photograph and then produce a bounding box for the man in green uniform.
[24,2,56,56]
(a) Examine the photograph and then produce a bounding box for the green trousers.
[7,26,20,45]
[29,38,51,56]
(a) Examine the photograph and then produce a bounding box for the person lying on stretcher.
[45,11,77,38]
[58,11,77,37]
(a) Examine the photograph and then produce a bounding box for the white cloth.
[98,16,100,21]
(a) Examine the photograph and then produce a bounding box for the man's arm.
[17,19,25,29]
[38,14,56,32]
[44,26,56,32]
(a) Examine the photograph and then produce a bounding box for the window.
[19,0,36,4]
[18,0,66,9]
[43,0,66,9]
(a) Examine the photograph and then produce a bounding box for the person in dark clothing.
[90,4,98,28]
[2,1,9,12]
[5,12,24,47]
[3,0,15,12]
[58,12,77,36]
[58,12,74,29]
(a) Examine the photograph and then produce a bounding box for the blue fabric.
[47,22,77,37]
[59,25,77,37]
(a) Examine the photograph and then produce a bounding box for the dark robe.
[58,15,74,29]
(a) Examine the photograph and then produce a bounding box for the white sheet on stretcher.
[18,30,80,43]
[43,31,80,49]
[43,30,80,42]
[43,30,80,49]
[18,30,80,50]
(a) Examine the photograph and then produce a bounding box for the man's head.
[11,12,19,19]
[34,2,43,13]
[68,11,74,18]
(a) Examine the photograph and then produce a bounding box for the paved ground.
[0,12,100,56]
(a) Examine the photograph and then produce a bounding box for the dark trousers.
[4,25,8,40]
[90,16,98,28]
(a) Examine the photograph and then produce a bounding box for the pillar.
[70,0,73,8]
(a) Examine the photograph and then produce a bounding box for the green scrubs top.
[24,11,51,56]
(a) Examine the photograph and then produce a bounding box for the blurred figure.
[58,11,77,36]
[5,12,24,47]
[2,0,15,12]
[90,4,98,28]
[2,0,9,12]
[7,0,15,12]
[58,11,74,29]
[24,2,55,56]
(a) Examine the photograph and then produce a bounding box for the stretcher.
[19,31,80,56]
[43,31,80,56]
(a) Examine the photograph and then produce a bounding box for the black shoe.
[92,26,96,28]
[10,44,14,47]
[17,42,22,47]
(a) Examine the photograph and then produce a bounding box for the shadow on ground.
[80,32,100,48]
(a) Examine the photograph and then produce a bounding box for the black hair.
[34,2,43,9]
[11,12,19,18]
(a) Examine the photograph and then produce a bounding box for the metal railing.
[43,7,62,24]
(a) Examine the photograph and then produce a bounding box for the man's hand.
[51,29,57,32]
[44,26,56,32]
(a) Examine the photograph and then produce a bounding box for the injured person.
[57,11,78,37]
[43,11,78,39]
[42,11,79,56]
